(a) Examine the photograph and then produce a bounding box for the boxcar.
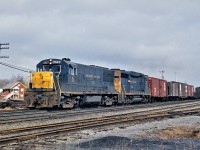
[168,82,193,100]
[148,77,167,102]
[187,85,194,99]
[194,87,200,99]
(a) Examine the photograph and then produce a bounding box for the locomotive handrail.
[56,71,62,96]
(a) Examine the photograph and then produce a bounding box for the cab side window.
[74,68,77,75]
[69,66,77,76]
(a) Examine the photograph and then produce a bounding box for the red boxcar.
[148,77,167,101]
[179,83,188,98]
[187,85,194,98]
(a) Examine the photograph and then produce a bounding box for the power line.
[0,43,34,73]
[0,61,33,73]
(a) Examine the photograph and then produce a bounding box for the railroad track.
[0,106,151,124]
[0,101,200,145]
[0,109,60,117]
[0,100,198,124]
[0,109,31,115]
[0,99,197,116]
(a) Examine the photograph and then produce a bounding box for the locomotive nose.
[32,72,54,89]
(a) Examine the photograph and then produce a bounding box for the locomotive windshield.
[43,65,61,73]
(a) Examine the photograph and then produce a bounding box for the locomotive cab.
[32,60,62,90]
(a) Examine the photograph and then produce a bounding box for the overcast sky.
[0,0,199,87]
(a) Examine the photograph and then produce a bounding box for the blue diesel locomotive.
[25,58,150,108]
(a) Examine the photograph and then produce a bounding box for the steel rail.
[0,100,200,124]
[0,99,197,116]
[0,102,199,138]
[0,107,199,144]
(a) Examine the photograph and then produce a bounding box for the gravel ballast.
[1,115,200,150]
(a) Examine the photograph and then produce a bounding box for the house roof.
[2,82,26,89]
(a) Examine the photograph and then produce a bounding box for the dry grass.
[155,126,200,140]
[0,107,16,111]
[132,126,200,140]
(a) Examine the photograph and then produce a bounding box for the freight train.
[25,58,195,108]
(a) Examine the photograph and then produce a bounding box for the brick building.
[0,82,26,101]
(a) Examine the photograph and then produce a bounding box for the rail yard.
[0,100,200,149]
[0,57,199,150]
[0,58,200,149]
[1,0,200,149]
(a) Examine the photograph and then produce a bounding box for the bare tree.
[10,74,26,84]
[0,79,10,88]
[0,74,26,89]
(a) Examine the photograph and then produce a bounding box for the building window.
[21,88,24,92]
[14,89,18,93]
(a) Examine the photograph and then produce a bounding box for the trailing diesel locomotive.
[25,58,150,108]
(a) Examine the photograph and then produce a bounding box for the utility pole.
[0,43,9,58]
[175,72,176,82]
[159,70,165,79]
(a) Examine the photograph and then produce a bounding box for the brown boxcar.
[179,83,188,98]
[187,85,194,98]
[148,77,167,101]
[190,85,194,97]
[168,82,193,100]
[159,79,167,97]
[168,81,188,99]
